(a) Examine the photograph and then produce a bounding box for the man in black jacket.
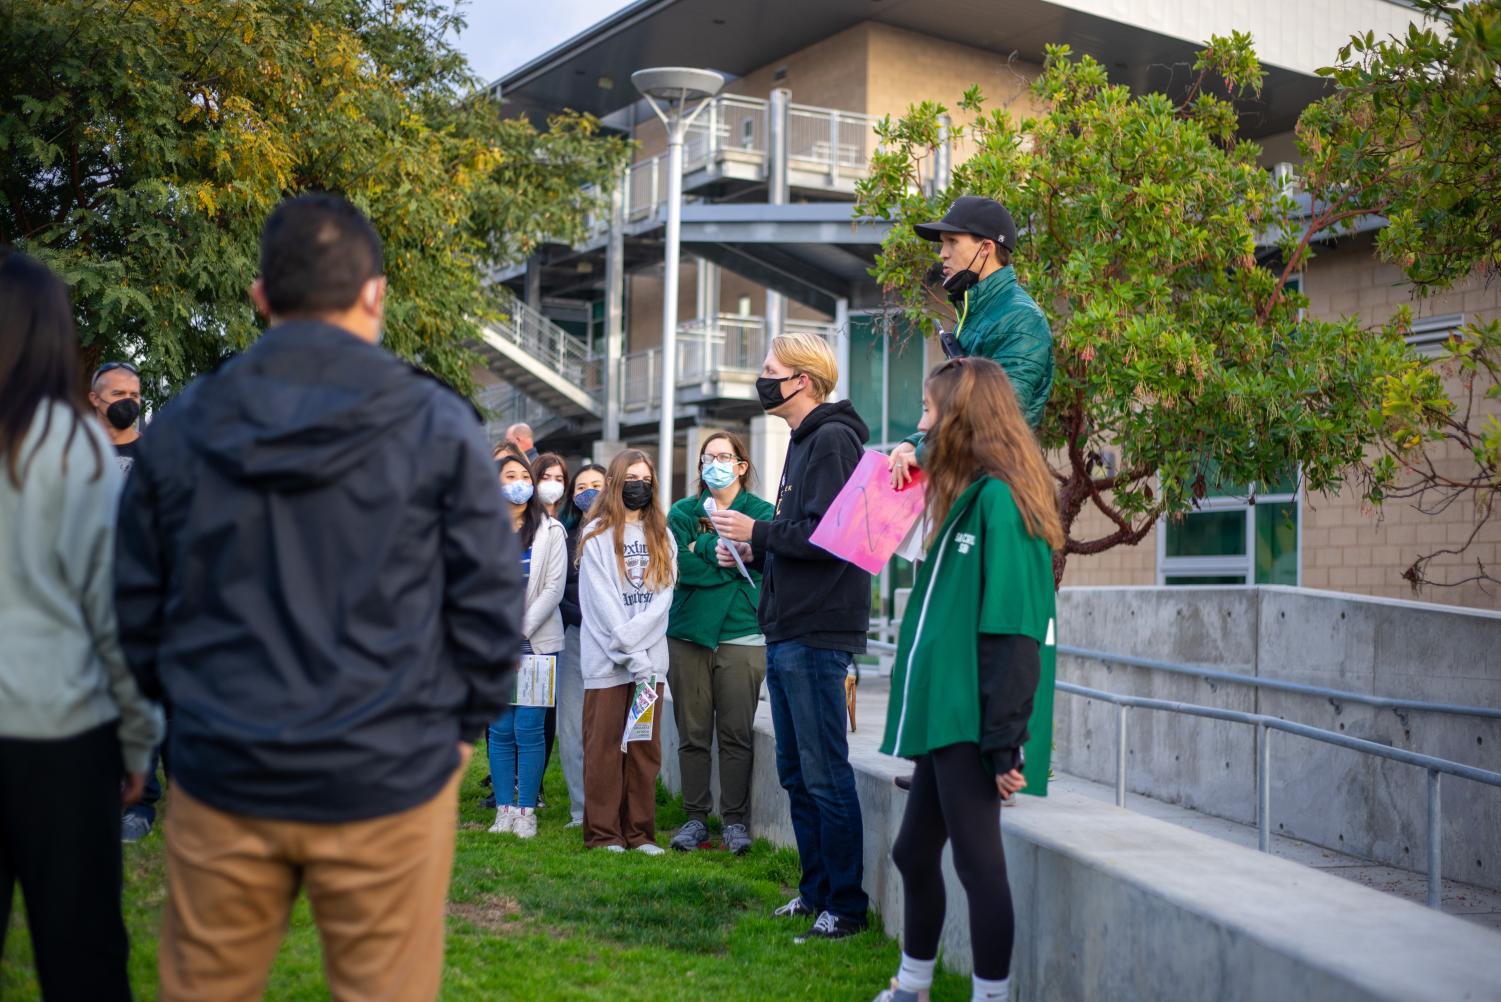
[710,332,872,943]
[115,194,523,1001]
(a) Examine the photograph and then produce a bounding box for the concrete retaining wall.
[1053,586,1501,892]
[659,691,1501,998]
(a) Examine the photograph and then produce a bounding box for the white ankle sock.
[971,974,1009,1002]
[897,953,936,992]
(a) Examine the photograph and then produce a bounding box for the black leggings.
[891,742,1014,980]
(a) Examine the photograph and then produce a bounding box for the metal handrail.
[1054,680,1501,910]
[490,288,593,384]
[1059,644,1501,722]
[866,635,1497,909]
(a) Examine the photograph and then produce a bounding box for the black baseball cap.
[914,196,1018,251]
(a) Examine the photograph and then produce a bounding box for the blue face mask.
[701,458,737,491]
[573,488,600,512]
[502,480,534,506]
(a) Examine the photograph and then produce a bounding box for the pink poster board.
[810,450,927,574]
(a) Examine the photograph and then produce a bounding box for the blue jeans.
[765,640,868,920]
[488,705,547,809]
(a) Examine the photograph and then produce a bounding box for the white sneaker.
[514,808,538,839]
[488,805,516,834]
[564,818,583,829]
[636,842,666,856]
[601,844,627,853]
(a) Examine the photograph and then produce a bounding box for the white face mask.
[537,480,566,505]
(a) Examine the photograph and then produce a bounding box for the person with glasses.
[665,431,773,855]
[88,360,143,475]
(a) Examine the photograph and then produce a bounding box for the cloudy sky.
[453,0,635,85]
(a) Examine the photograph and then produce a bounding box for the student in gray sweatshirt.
[0,249,163,1000]
[577,449,676,854]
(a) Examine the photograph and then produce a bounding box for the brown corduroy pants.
[158,768,462,1002]
[582,682,663,848]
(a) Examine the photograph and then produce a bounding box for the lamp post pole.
[634,67,724,509]
[657,121,686,509]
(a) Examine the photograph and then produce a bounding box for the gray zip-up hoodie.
[0,402,162,772]
[578,520,676,690]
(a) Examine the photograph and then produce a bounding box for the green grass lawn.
[3,755,970,1000]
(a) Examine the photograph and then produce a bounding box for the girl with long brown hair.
[875,357,1060,1002]
[576,449,677,853]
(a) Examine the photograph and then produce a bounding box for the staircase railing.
[490,288,594,387]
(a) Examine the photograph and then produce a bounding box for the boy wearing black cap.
[889,196,1054,488]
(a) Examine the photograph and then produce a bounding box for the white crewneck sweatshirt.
[578,520,675,690]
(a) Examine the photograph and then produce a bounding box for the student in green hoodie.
[889,196,1054,490]
[665,430,775,855]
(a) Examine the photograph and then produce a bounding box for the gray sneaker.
[121,813,152,843]
[670,819,709,852]
[721,822,753,855]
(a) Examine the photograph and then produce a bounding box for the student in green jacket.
[665,430,776,856]
[874,357,1061,1002]
[889,196,1054,489]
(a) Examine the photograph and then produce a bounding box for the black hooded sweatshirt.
[114,320,524,823]
[749,400,872,653]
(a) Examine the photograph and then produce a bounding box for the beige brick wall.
[1299,236,1501,611]
[1058,502,1159,588]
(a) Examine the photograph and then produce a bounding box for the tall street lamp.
[632,66,725,508]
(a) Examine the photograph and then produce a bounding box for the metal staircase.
[475,289,601,419]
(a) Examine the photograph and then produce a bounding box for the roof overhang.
[495,0,1337,138]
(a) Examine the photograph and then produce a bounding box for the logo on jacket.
[954,532,976,555]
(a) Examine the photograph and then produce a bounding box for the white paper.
[895,515,930,564]
[511,654,557,707]
[703,496,755,584]
[620,678,659,751]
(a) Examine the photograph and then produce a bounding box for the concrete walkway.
[849,674,1501,931]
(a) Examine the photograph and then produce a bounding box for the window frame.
[1156,476,1303,587]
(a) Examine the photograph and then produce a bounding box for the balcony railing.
[619,314,839,412]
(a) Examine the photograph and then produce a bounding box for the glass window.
[1254,502,1298,585]
[1164,509,1247,558]
[1160,465,1300,586]
[886,334,925,443]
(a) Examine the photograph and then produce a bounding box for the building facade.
[479,0,1501,612]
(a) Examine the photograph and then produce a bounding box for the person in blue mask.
[555,462,607,828]
[664,431,775,855]
[488,451,567,838]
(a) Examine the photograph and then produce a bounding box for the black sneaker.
[794,910,867,943]
[670,819,709,852]
[772,895,816,920]
[894,774,913,791]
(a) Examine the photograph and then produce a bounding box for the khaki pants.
[666,638,766,826]
[582,682,662,848]
[159,769,462,1002]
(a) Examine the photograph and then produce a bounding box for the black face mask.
[104,399,140,431]
[621,480,654,511]
[756,374,802,412]
[940,244,990,305]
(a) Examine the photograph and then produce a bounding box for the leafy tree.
[0,0,631,396]
[855,36,1415,583]
[1298,0,1501,590]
